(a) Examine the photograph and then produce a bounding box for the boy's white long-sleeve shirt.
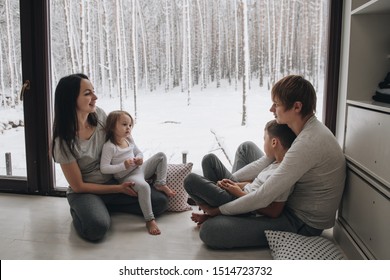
[220,116,346,229]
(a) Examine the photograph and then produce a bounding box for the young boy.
[189,119,296,226]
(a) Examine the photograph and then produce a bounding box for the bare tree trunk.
[115,0,124,109]
[216,1,221,89]
[136,0,149,92]
[64,0,76,73]
[316,0,324,91]
[120,1,129,100]
[5,0,15,107]
[202,0,209,88]
[275,0,284,82]
[165,0,171,92]
[266,0,274,88]
[102,1,113,96]
[132,0,138,119]
[288,0,297,72]
[186,0,191,106]
[225,1,232,86]
[196,0,205,90]
[97,1,106,94]
[181,0,187,94]
[234,0,239,91]
[241,0,249,126]
[80,0,88,74]
[0,38,5,107]
[86,1,94,81]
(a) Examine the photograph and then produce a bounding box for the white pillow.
[264,230,345,260]
[166,163,193,212]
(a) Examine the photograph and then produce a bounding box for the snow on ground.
[0,80,323,188]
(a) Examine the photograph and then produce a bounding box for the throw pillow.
[166,163,193,212]
[264,230,345,260]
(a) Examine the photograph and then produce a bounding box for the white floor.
[0,192,272,260]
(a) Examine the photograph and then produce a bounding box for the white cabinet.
[337,104,390,259]
[334,0,390,259]
[345,104,390,187]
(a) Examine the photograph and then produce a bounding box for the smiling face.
[115,113,133,140]
[76,78,97,114]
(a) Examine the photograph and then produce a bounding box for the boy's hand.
[217,178,233,188]
[220,180,246,197]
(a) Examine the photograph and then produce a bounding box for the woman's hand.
[120,181,138,197]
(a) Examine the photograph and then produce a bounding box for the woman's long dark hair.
[51,73,98,160]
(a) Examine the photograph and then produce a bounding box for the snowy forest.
[1,0,329,121]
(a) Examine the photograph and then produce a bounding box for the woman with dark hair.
[51,73,168,242]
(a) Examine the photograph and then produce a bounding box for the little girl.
[100,110,175,235]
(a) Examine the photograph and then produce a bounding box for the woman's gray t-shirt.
[53,107,112,187]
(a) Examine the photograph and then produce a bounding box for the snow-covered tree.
[0,0,330,117]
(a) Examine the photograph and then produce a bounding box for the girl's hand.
[134,157,143,166]
[120,181,137,196]
[124,158,135,169]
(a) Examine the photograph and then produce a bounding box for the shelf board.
[352,0,390,14]
[347,99,390,113]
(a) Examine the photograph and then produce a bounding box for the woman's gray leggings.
[67,152,169,242]
[67,189,168,242]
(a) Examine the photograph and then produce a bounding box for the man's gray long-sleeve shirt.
[221,116,346,229]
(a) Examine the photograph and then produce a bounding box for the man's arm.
[256,201,285,218]
[199,201,285,219]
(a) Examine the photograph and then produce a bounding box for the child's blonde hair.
[105,110,134,145]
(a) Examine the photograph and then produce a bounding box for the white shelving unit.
[334,0,390,259]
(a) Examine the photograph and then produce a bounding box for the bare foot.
[191,212,210,227]
[155,185,176,197]
[146,220,161,235]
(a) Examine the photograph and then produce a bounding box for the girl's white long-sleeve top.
[100,137,143,180]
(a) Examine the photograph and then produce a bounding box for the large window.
[0,0,341,193]
[50,0,330,188]
[0,1,24,177]
[0,0,53,194]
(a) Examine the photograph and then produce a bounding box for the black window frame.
[0,0,342,196]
